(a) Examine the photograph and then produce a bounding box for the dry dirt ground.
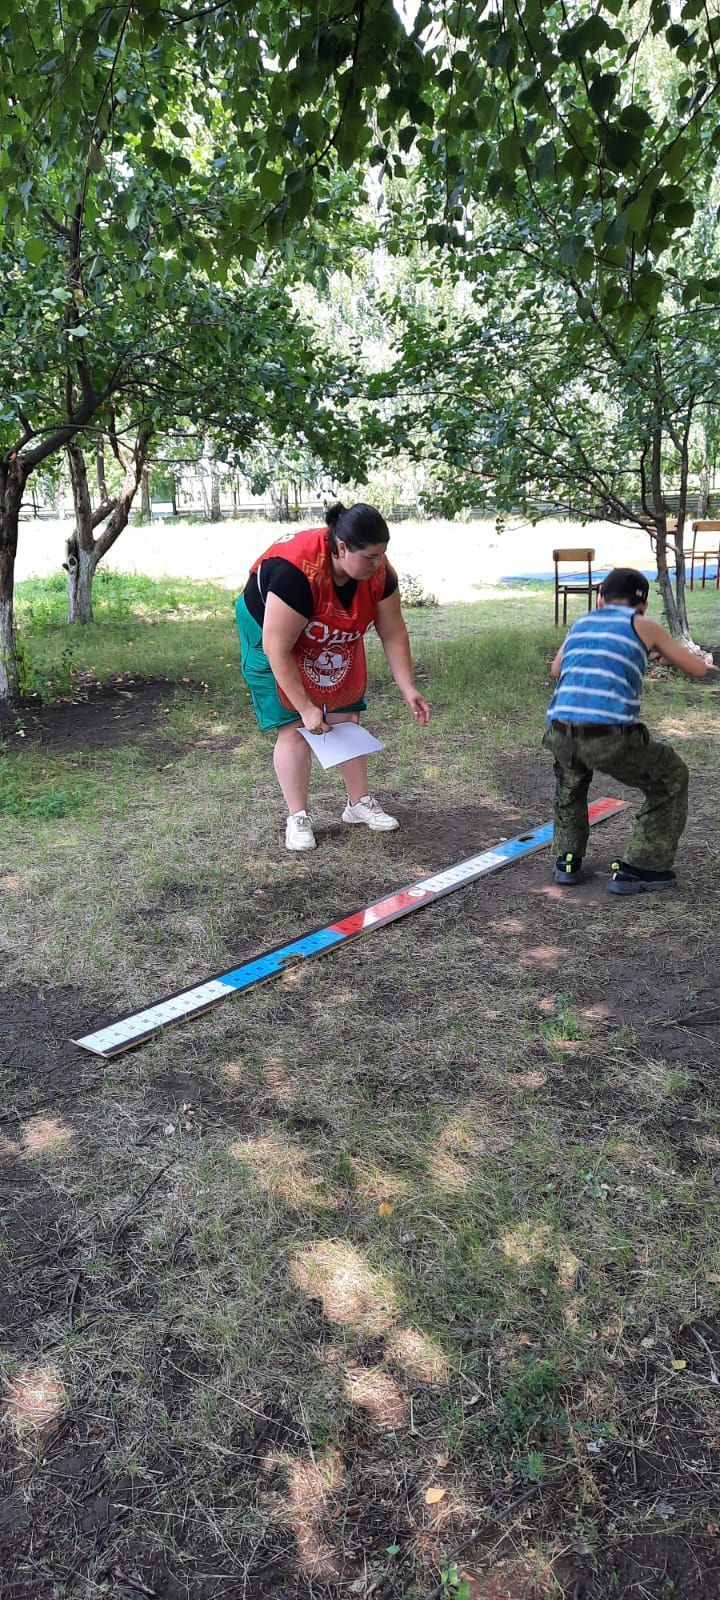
[1,679,720,1600]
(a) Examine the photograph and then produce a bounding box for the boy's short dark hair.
[599,567,649,605]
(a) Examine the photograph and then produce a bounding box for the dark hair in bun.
[325,502,390,554]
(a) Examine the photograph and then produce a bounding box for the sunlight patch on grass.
[291,1242,398,1334]
[491,914,527,935]
[427,1105,508,1194]
[3,1365,67,1435]
[556,1246,583,1292]
[511,1069,548,1091]
[264,1447,345,1582]
[230,1133,342,1212]
[341,1357,408,1429]
[500,1224,551,1269]
[21,1114,74,1157]
[349,1158,410,1202]
[521,943,567,971]
[220,1058,244,1084]
[262,1057,295,1107]
[426,1149,475,1194]
[387,1326,451,1384]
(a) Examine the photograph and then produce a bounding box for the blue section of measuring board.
[218,928,345,989]
[489,823,553,861]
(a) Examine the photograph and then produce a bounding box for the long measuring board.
[73,796,625,1059]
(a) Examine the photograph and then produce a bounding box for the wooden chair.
[553,548,601,626]
[684,520,720,590]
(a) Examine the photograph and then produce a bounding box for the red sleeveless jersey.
[250,527,389,710]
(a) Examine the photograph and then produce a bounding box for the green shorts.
[235,594,367,731]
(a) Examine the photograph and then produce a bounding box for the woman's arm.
[262,593,329,732]
[374,589,431,724]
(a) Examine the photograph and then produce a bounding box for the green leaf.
[558,16,613,61]
[665,23,690,46]
[619,104,652,134]
[603,213,628,248]
[487,31,513,69]
[498,133,521,175]
[474,95,496,130]
[287,179,313,220]
[559,233,585,267]
[25,237,46,264]
[633,267,663,310]
[536,140,555,179]
[588,73,619,115]
[663,200,695,229]
[604,124,641,170]
[146,144,172,172]
[516,75,543,109]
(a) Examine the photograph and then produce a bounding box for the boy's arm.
[634,614,719,679]
[550,643,565,678]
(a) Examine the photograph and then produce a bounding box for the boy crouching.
[543,567,719,895]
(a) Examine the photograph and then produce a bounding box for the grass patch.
[1,570,719,1600]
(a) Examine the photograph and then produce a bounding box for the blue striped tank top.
[547,605,648,725]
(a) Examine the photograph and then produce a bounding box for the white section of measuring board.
[77,979,233,1057]
[73,798,626,1058]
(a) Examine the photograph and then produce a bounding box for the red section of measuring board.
[333,887,427,934]
[72,797,625,1058]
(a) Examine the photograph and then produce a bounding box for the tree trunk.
[650,423,681,633]
[697,451,710,518]
[210,466,221,521]
[66,543,97,623]
[66,439,97,622]
[97,431,108,503]
[274,483,290,519]
[0,460,25,709]
[140,465,151,520]
[65,428,151,623]
[674,412,692,639]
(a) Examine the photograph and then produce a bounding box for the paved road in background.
[16,516,655,605]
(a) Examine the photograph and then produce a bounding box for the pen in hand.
[322,702,328,738]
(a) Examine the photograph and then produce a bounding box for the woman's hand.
[301,705,331,735]
[403,687,431,726]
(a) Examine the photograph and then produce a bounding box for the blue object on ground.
[500,564,718,585]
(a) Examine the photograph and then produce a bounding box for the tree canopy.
[2,0,720,703]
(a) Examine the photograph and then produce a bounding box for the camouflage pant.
[542,721,689,870]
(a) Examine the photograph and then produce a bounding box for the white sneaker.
[285,811,317,851]
[342,795,399,831]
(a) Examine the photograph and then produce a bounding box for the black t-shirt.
[243,555,398,627]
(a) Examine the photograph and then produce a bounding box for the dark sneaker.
[608,860,676,896]
[553,852,583,885]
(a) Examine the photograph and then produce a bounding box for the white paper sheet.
[299,721,385,770]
